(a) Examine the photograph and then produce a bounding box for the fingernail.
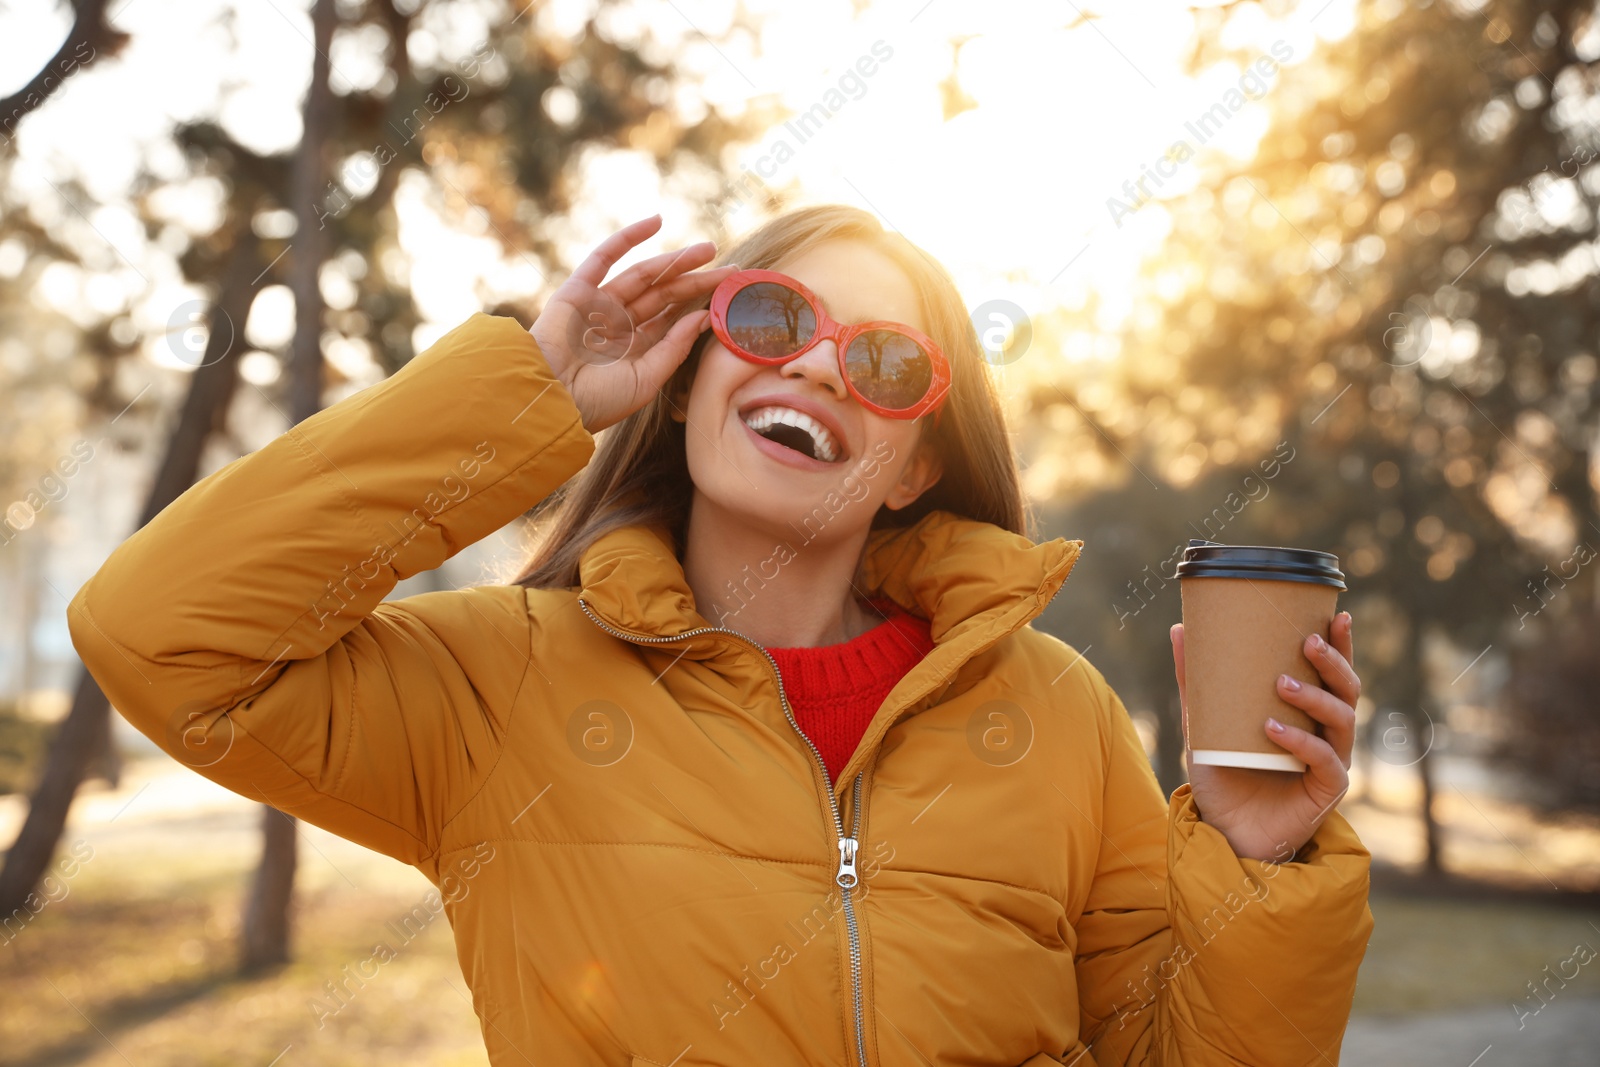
[1267,717,1285,732]
[1280,674,1301,691]
[1309,633,1325,651]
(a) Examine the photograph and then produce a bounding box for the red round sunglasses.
[707,268,951,425]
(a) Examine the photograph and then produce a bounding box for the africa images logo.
[966,699,1034,767]
[567,699,634,767]
[166,698,237,769]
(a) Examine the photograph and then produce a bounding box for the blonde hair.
[511,203,1030,590]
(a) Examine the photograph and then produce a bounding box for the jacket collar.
[575,508,1083,657]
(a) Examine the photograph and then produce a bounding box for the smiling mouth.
[740,405,846,463]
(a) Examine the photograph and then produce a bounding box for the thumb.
[631,309,710,397]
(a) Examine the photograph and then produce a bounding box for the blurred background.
[2,0,1598,1063]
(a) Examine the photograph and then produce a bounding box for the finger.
[630,302,683,352]
[1276,673,1354,769]
[626,264,741,324]
[1264,716,1349,810]
[604,241,718,304]
[1170,623,1187,714]
[570,214,665,287]
[1332,611,1355,670]
[630,309,712,397]
[1158,629,1193,773]
[1303,630,1360,708]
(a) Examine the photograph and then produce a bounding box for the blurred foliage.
[1035,0,1600,798]
[0,0,772,510]
[0,0,772,964]
[4,0,1596,854]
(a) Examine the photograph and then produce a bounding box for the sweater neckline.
[762,597,935,688]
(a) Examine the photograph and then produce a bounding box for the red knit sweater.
[764,597,936,781]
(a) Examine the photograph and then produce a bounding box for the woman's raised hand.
[529,214,739,435]
[1170,611,1360,864]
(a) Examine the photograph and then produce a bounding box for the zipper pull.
[836,837,860,889]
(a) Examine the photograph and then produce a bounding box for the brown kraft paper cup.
[1177,541,1346,773]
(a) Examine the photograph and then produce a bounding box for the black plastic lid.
[1176,539,1347,590]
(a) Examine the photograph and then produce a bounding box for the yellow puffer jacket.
[70,313,1373,1066]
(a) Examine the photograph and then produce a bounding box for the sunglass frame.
[707,268,951,424]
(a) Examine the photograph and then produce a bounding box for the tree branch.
[0,0,130,147]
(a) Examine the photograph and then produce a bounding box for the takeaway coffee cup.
[1176,539,1347,773]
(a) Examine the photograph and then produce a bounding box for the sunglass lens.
[725,282,817,358]
[844,330,932,411]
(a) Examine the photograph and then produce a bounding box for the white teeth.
[740,405,842,462]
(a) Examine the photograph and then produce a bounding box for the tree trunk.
[0,231,261,918]
[238,0,336,973]
[82,681,121,788]
[1397,622,1445,875]
[239,806,298,972]
[1415,718,1443,873]
[285,0,336,423]
[82,468,121,790]
[13,531,39,712]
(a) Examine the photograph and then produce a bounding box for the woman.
[70,205,1372,1065]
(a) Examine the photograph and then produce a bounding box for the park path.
[1342,995,1600,1066]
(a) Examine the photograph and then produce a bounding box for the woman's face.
[678,238,944,546]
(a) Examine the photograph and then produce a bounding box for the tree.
[237,0,337,975]
[0,0,136,793]
[0,228,264,917]
[1494,604,1600,813]
[4,0,759,942]
[1030,0,1599,871]
[0,0,128,147]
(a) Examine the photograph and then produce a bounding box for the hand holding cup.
[1169,541,1361,864]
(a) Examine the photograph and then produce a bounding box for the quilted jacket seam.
[241,430,391,696]
[474,837,838,870]
[273,391,589,647]
[879,863,1061,902]
[433,589,536,857]
[75,599,433,857]
[333,661,358,796]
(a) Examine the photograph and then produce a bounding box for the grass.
[3,868,490,1067]
[8,871,1600,1065]
[1354,893,1600,1017]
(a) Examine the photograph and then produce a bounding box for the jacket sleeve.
[67,313,596,865]
[1071,665,1373,1066]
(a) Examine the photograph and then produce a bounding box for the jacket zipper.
[575,599,871,1067]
